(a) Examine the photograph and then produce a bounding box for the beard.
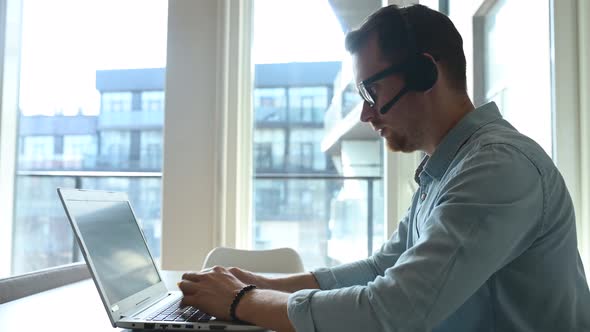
[384,128,421,153]
[373,104,423,153]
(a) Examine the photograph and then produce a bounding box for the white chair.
[202,247,305,273]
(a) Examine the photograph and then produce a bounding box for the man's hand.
[178,266,247,321]
[179,266,297,332]
[227,267,273,289]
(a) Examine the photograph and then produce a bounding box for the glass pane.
[8,0,167,277]
[419,0,439,11]
[254,178,384,268]
[482,0,552,156]
[252,0,384,270]
[12,176,77,275]
[254,88,287,122]
[80,177,162,264]
[288,87,328,123]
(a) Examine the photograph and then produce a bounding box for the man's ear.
[422,52,437,62]
[423,53,439,93]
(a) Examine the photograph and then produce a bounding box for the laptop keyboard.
[145,299,212,322]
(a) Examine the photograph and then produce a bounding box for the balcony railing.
[254,173,383,261]
[98,109,164,129]
[12,170,383,273]
[254,106,326,125]
[12,171,163,275]
[18,150,163,172]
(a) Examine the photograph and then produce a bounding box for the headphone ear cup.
[405,55,438,92]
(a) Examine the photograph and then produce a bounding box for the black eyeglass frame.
[357,62,406,108]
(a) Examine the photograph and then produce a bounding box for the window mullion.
[0,0,23,277]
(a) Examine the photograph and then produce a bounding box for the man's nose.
[360,101,375,123]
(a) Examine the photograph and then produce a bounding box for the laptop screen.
[66,199,161,304]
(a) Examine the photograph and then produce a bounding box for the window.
[293,142,314,169]
[447,0,590,280]
[288,86,329,123]
[253,129,286,170]
[254,143,274,170]
[142,91,165,112]
[1,0,168,278]
[449,0,553,158]
[254,181,286,222]
[63,135,97,169]
[254,88,287,122]
[19,136,54,169]
[289,129,325,171]
[479,0,552,156]
[342,82,362,117]
[140,131,163,170]
[101,92,133,112]
[99,131,131,169]
[419,0,440,11]
[251,0,384,269]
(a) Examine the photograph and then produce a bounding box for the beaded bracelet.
[229,284,257,324]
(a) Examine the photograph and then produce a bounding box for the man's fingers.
[178,280,201,295]
[182,266,225,282]
[212,265,226,273]
[227,267,239,275]
[180,294,200,308]
[182,272,203,282]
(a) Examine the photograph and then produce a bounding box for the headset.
[400,8,438,92]
[376,6,439,114]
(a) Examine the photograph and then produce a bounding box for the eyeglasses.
[357,62,405,108]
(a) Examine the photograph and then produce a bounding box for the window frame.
[450,0,590,268]
[0,0,22,277]
[6,0,585,276]
[551,0,590,268]
[161,0,255,269]
[578,0,590,270]
[0,0,397,276]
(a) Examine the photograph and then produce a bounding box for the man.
[178,4,590,331]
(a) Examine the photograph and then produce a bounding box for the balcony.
[254,106,325,127]
[255,106,287,123]
[253,174,383,267]
[12,171,162,274]
[18,149,162,172]
[98,109,164,130]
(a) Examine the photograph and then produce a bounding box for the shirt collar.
[417,102,502,182]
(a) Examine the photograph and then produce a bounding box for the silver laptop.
[57,188,264,331]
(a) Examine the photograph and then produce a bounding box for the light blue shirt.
[287,102,590,332]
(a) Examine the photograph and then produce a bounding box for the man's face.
[353,34,426,152]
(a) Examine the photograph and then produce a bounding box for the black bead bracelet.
[230,284,257,324]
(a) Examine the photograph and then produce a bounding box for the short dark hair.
[345,4,467,91]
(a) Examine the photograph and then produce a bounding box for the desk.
[0,270,275,332]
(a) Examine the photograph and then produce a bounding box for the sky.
[18,0,345,116]
[252,0,345,64]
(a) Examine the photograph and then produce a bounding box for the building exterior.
[14,62,376,272]
[251,62,343,267]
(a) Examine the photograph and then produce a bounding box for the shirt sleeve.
[288,144,544,332]
[312,206,412,290]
